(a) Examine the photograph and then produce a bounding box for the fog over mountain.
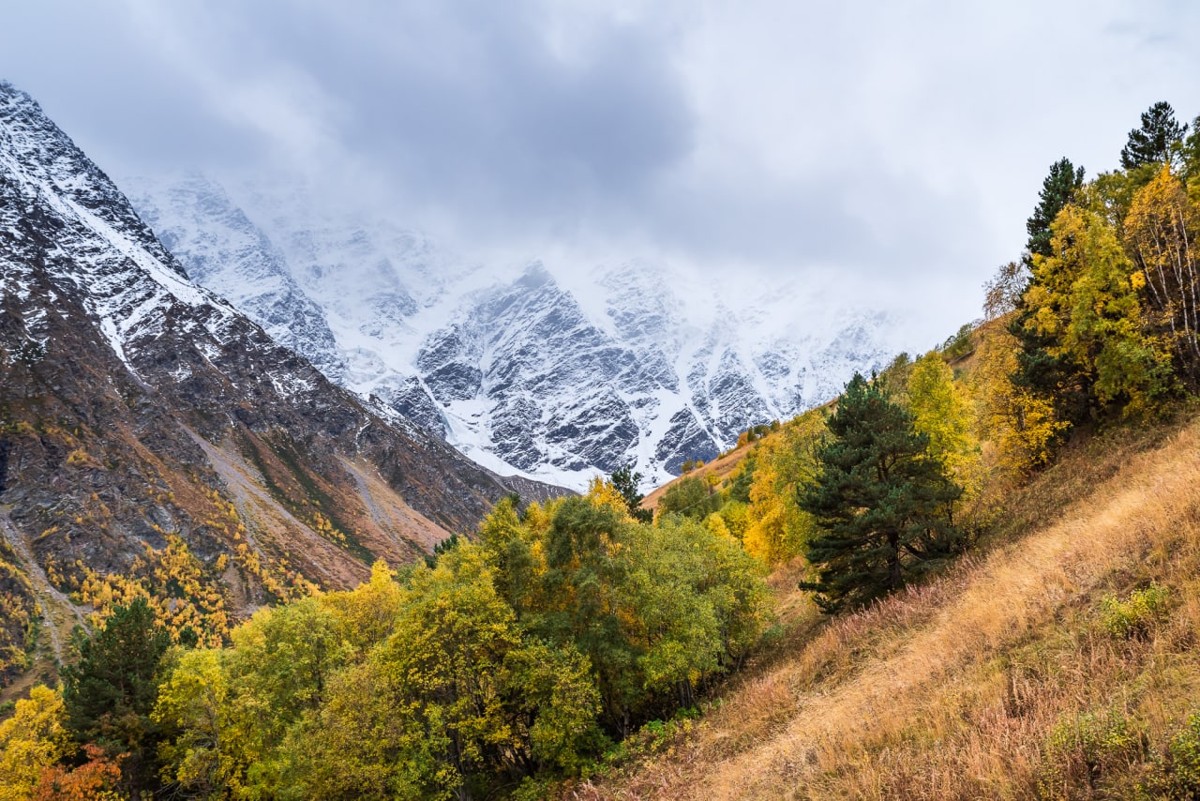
[4,1,1197,354]
[129,173,896,489]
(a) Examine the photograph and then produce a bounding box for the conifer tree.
[1012,158,1089,426]
[1026,158,1086,260]
[799,375,962,613]
[62,597,170,794]
[610,463,653,523]
[1121,101,1188,170]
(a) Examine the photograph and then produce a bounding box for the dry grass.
[568,414,1200,800]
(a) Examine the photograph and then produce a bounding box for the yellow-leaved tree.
[970,322,1066,476]
[0,685,69,801]
[743,410,824,565]
[906,351,980,495]
[1124,165,1200,383]
[1025,203,1171,415]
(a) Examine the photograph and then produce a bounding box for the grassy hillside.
[568,409,1200,799]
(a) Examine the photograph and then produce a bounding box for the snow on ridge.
[128,173,898,492]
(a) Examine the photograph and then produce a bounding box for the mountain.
[130,175,897,490]
[0,82,560,684]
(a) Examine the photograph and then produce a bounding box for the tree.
[657,476,720,521]
[971,324,1066,476]
[743,410,824,566]
[1120,101,1188,170]
[609,464,653,523]
[61,596,170,795]
[1025,204,1171,414]
[0,685,69,801]
[1027,158,1086,260]
[983,260,1029,320]
[1012,159,1089,424]
[798,375,963,613]
[155,597,351,798]
[906,352,978,492]
[1184,115,1200,184]
[1123,165,1200,383]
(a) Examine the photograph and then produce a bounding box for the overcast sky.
[4,0,1199,347]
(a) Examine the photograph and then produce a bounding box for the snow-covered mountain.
[0,81,561,652]
[130,175,898,490]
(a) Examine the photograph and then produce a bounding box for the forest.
[2,100,1200,800]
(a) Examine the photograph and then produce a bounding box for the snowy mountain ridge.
[130,173,899,490]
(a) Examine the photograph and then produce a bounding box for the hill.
[572,409,1200,799]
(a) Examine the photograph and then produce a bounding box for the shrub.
[1100,584,1169,639]
[1040,709,1146,798]
[1141,714,1200,799]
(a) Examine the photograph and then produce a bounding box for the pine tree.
[1011,158,1089,426]
[62,597,170,794]
[1120,101,1188,170]
[1026,158,1086,260]
[798,375,963,613]
[610,463,653,523]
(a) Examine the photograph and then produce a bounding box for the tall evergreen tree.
[1120,101,1188,170]
[1011,158,1089,427]
[1026,157,1086,260]
[798,375,962,614]
[62,597,170,794]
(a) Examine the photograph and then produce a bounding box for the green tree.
[61,596,170,794]
[609,463,653,523]
[1027,158,1086,260]
[1184,115,1200,184]
[799,375,963,614]
[657,476,721,521]
[1012,159,1089,425]
[155,597,351,798]
[1120,101,1188,170]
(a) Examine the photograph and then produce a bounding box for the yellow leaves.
[585,477,631,518]
[320,560,405,655]
[78,535,230,648]
[743,410,824,565]
[908,351,980,495]
[0,685,69,801]
[971,324,1068,476]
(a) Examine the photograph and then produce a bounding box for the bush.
[1141,714,1200,799]
[1100,584,1169,639]
[1040,709,1146,798]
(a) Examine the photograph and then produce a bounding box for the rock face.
[131,178,897,490]
[0,82,563,684]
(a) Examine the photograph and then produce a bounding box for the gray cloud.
[3,0,1199,347]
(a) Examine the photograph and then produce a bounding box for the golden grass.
[569,415,1200,800]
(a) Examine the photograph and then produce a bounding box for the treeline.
[0,486,766,800]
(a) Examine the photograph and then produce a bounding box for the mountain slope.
[130,176,897,490]
[573,416,1200,800]
[0,82,560,685]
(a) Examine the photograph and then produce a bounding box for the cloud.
[2,0,1199,348]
